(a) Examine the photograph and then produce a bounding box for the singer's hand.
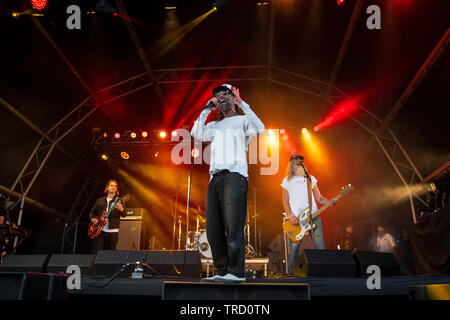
[205,97,218,110]
[231,86,242,106]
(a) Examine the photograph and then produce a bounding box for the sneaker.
[216,273,246,282]
[201,274,223,282]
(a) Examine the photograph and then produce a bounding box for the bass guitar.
[283,184,353,242]
[88,194,130,239]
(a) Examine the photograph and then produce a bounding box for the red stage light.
[120,152,130,160]
[154,152,159,158]
[337,0,345,6]
[130,132,137,139]
[114,132,121,139]
[103,132,108,138]
[31,0,47,10]
[141,131,148,138]
[314,99,358,132]
[171,130,178,137]
[159,131,167,139]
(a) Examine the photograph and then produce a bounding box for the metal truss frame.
[5,7,447,248]
[61,173,99,254]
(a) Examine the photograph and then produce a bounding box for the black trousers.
[92,231,119,254]
[206,170,248,277]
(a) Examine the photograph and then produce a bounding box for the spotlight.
[301,128,308,135]
[280,129,286,135]
[192,148,200,158]
[121,152,130,160]
[154,152,159,158]
[159,130,167,139]
[141,131,148,138]
[130,132,137,139]
[337,0,345,6]
[31,0,47,11]
[114,132,121,139]
[171,130,178,138]
[103,132,108,138]
[101,154,108,161]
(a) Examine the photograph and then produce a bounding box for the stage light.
[141,131,148,138]
[12,12,20,18]
[130,132,137,139]
[103,132,108,138]
[114,132,121,139]
[337,0,345,6]
[256,2,269,6]
[171,130,178,138]
[192,148,200,158]
[121,152,130,160]
[280,129,286,135]
[267,129,277,147]
[302,128,311,141]
[101,154,108,161]
[159,131,167,139]
[154,152,159,158]
[31,0,47,11]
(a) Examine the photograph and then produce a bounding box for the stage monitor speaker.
[352,251,401,276]
[117,218,143,250]
[93,250,148,278]
[293,249,356,277]
[47,254,95,276]
[163,281,310,300]
[0,255,50,273]
[145,250,201,279]
[0,272,68,300]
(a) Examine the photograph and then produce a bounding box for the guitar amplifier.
[118,208,148,250]
[122,208,145,219]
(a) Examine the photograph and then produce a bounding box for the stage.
[65,274,449,300]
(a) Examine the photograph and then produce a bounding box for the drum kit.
[176,206,261,259]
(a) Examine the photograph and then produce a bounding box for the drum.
[198,231,212,259]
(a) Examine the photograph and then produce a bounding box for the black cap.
[290,153,304,161]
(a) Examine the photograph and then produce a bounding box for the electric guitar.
[283,185,353,242]
[88,194,130,239]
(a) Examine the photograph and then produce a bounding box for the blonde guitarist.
[281,154,337,275]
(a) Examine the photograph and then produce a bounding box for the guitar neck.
[311,193,346,220]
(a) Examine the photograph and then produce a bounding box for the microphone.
[202,101,216,111]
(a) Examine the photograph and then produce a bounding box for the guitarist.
[89,179,126,253]
[281,154,337,274]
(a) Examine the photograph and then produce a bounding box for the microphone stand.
[300,162,315,249]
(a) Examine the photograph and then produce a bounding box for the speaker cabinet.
[293,249,356,277]
[117,219,143,250]
[0,255,50,273]
[0,272,68,300]
[163,281,310,300]
[146,250,201,279]
[47,254,95,276]
[352,251,401,276]
[93,250,148,278]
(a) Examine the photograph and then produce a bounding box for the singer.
[281,154,337,275]
[191,84,264,282]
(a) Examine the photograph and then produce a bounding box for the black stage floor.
[68,274,450,300]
